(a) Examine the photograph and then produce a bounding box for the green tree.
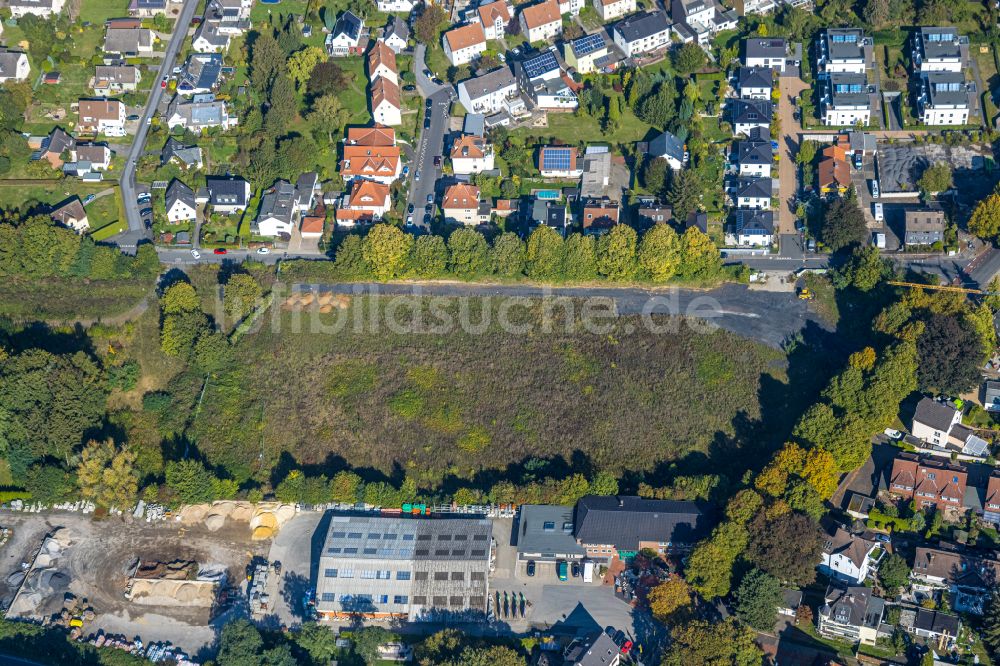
[408,234,449,277]
[161,281,200,314]
[879,553,911,595]
[796,140,817,166]
[686,521,749,598]
[333,234,371,278]
[662,618,762,666]
[330,470,362,503]
[835,245,891,291]
[224,273,263,320]
[673,43,707,76]
[25,464,76,506]
[362,224,413,281]
[309,94,350,143]
[970,192,1000,240]
[642,156,669,196]
[562,233,597,281]
[194,330,232,374]
[165,459,219,505]
[679,227,721,279]
[648,578,694,623]
[747,511,823,585]
[667,169,701,222]
[596,224,637,280]
[918,162,952,195]
[294,623,342,664]
[982,592,1000,660]
[639,223,682,282]
[916,314,984,395]
[287,46,326,91]
[589,470,619,496]
[734,568,783,630]
[249,29,285,95]
[161,309,208,357]
[821,197,868,251]
[414,4,448,43]
[525,225,565,280]
[490,232,526,277]
[636,82,676,128]
[264,76,298,137]
[216,619,265,666]
[352,626,398,664]
[447,228,489,278]
[76,439,138,509]
[863,0,890,27]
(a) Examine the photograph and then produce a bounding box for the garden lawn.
[0,181,122,231]
[185,294,793,488]
[78,0,128,24]
[515,100,653,146]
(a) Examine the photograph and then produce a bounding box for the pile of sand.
[281,291,350,312]
[134,560,197,581]
[177,501,295,540]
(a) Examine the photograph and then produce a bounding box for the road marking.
[716,310,761,318]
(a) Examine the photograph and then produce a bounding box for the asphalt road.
[115,0,201,252]
[409,45,455,228]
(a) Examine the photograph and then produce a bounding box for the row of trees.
[335,223,725,285]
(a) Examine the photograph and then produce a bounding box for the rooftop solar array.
[542,147,573,171]
[573,33,605,57]
[522,50,559,80]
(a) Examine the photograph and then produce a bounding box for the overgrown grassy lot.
[185,295,792,487]
[0,275,153,321]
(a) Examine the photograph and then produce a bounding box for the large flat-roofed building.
[516,505,587,563]
[316,513,492,621]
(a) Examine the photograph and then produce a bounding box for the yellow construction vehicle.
[798,288,815,300]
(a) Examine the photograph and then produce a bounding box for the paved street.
[409,45,454,229]
[777,75,809,240]
[114,0,201,252]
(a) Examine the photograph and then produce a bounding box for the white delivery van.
[873,202,884,222]
[583,561,594,583]
[873,232,886,249]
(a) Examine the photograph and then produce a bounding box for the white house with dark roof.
[206,175,251,214]
[382,16,409,53]
[734,177,771,209]
[733,209,774,246]
[104,28,155,56]
[594,0,636,22]
[166,94,237,131]
[8,0,64,18]
[816,27,871,74]
[820,73,877,126]
[192,22,231,52]
[377,0,415,12]
[819,526,881,585]
[737,66,772,99]
[612,10,671,57]
[458,67,519,115]
[255,180,297,237]
[730,98,771,136]
[912,26,967,73]
[918,72,975,126]
[326,11,365,56]
[92,65,140,95]
[817,582,884,645]
[0,51,29,83]
[734,129,771,177]
[165,179,197,223]
[744,37,787,71]
[647,130,685,170]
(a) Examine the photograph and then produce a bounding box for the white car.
[884,428,903,440]
[870,179,880,199]
[190,249,201,259]
[256,247,270,255]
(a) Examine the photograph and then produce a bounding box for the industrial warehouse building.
[315,513,493,621]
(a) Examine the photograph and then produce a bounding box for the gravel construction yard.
[876,142,995,195]
[0,510,267,656]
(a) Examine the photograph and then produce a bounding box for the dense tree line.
[332,223,725,285]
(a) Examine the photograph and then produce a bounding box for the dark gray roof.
[730,98,772,124]
[321,513,493,562]
[385,15,409,41]
[745,37,786,60]
[179,53,223,92]
[44,127,75,155]
[913,397,958,433]
[649,130,684,162]
[736,137,771,165]
[613,10,669,44]
[826,72,875,107]
[823,582,883,629]
[258,180,295,222]
[206,175,249,206]
[913,608,960,637]
[922,71,973,107]
[735,208,774,235]
[917,26,963,61]
[295,172,318,207]
[166,178,195,211]
[781,588,803,609]
[459,66,516,99]
[563,632,621,666]
[517,505,586,557]
[736,177,772,199]
[822,28,867,62]
[333,10,362,40]
[738,66,772,90]
[574,495,711,550]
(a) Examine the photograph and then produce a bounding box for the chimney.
[617,496,624,508]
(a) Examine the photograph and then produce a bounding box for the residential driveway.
[286,223,321,255]
[777,76,810,242]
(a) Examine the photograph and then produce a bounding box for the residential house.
[49,197,88,233]
[371,77,402,126]
[613,10,671,57]
[912,546,1000,614]
[336,179,391,226]
[670,0,735,45]
[346,125,396,146]
[819,526,881,585]
[730,98,771,136]
[581,199,620,232]
[166,94,237,131]
[255,180,297,237]
[817,582,884,645]
[103,28,155,56]
[326,11,365,57]
[917,72,975,126]
[889,452,968,511]
[177,53,224,96]
[904,208,946,246]
[985,380,1000,413]
[818,143,851,194]
[519,0,562,44]
[515,50,577,112]
[580,146,612,199]
[450,135,495,175]
[734,130,771,177]
[562,632,622,666]
[744,37,788,72]
[71,142,111,170]
[820,73,877,127]
[902,608,961,642]
[129,0,167,17]
[493,199,517,218]
[532,199,568,233]
[458,67,519,115]
[595,0,636,22]
[205,175,251,214]
[443,23,487,67]
[647,130,686,170]
[165,179,197,223]
[909,396,989,457]
[515,505,586,565]
[376,0,415,13]
[737,66,773,99]
[732,0,775,15]
[34,128,75,168]
[368,40,398,85]
[817,28,871,74]
[161,137,203,169]
[339,145,402,184]
[294,172,320,213]
[983,471,1000,525]
[92,65,140,95]
[538,146,582,178]
[558,0,585,16]
[77,99,126,137]
[0,51,29,83]
[778,589,803,618]
[912,26,967,73]
[564,34,611,75]
[382,16,410,54]
[734,177,771,209]
[8,0,65,19]
[192,22,230,52]
[474,0,512,40]
[733,208,774,246]
[637,201,672,225]
[300,207,325,238]
[442,183,483,225]
[686,211,708,233]
[573,495,712,562]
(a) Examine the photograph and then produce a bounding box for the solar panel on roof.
[573,33,605,57]
[523,50,559,80]
[543,148,571,170]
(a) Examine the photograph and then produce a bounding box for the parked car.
[143,218,151,229]
[127,114,140,121]
[432,77,443,86]
[807,238,816,253]
[620,640,633,655]
[423,213,432,225]
[557,561,568,581]
[256,247,270,255]
[407,203,414,214]
[873,202,884,222]
[403,84,416,92]
[571,562,580,578]
[414,170,421,181]
[526,560,536,577]
[884,428,903,440]
[160,79,167,89]
[427,194,434,204]
[82,194,95,204]
[140,207,152,216]
[190,249,201,259]
[402,165,410,177]
[424,117,431,129]
[425,97,433,108]
[136,193,151,204]
[433,156,441,167]
[854,153,863,169]
[875,533,891,543]
[406,214,413,225]
[213,248,227,255]
[870,179,880,199]
[423,69,433,79]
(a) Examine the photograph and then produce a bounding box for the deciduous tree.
[638,223,682,282]
[447,228,489,277]
[648,577,694,623]
[76,439,138,509]
[734,568,783,630]
[596,224,637,280]
[224,273,262,320]
[673,43,707,76]
[526,225,565,280]
[918,162,952,195]
[970,192,1000,240]
[408,234,449,277]
[916,314,984,395]
[562,233,597,281]
[821,197,868,251]
[662,618,762,666]
[490,232,526,277]
[362,224,413,281]
[747,511,823,585]
[287,46,326,91]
